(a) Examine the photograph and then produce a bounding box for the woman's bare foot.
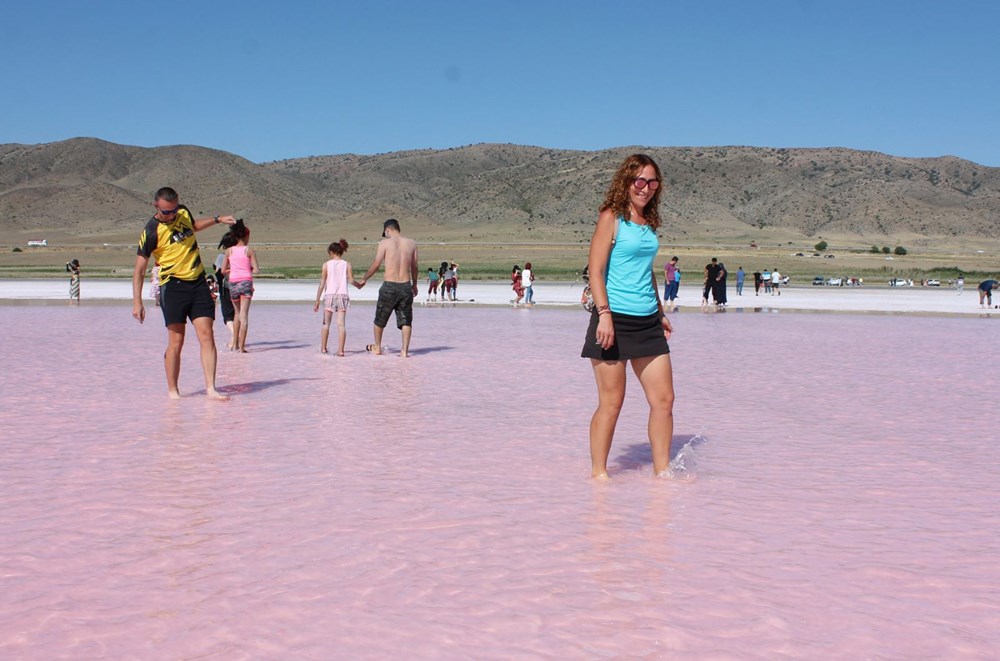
[336,351,345,357]
[591,471,610,481]
[206,389,231,401]
[168,390,182,400]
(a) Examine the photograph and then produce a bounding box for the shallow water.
[1,304,997,659]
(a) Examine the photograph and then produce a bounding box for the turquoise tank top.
[605,218,659,316]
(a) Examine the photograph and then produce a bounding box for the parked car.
[812,276,825,286]
[926,279,940,286]
[827,277,843,286]
[824,254,835,259]
[889,278,911,287]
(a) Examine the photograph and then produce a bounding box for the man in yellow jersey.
[131,187,237,400]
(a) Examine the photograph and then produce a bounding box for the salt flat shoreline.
[0,278,996,316]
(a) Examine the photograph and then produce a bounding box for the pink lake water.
[1,303,998,659]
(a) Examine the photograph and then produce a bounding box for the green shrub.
[894,246,907,256]
[815,240,828,251]
[870,245,881,254]
[882,246,891,254]
[12,247,22,253]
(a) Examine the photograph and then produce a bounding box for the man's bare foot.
[336,351,345,357]
[206,389,230,401]
[239,348,248,353]
[168,390,182,400]
[366,344,382,355]
[400,351,409,358]
[591,471,610,481]
[320,348,328,354]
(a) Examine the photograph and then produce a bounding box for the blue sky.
[3,0,998,165]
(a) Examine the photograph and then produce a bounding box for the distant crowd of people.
[426,261,460,302]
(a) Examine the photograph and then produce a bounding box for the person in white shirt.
[522,262,536,305]
[771,269,782,296]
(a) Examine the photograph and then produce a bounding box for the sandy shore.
[2,278,996,315]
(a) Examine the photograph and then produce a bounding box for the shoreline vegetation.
[1,241,995,283]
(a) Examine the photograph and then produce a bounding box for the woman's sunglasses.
[632,177,660,191]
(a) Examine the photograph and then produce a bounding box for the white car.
[826,277,842,286]
[926,279,940,287]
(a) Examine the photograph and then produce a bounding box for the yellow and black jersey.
[137,205,205,285]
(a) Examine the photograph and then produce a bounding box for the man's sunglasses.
[157,206,179,216]
[633,177,660,191]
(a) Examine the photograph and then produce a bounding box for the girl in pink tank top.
[313,239,359,355]
[220,220,259,353]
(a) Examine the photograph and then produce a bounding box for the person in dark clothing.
[713,260,728,306]
[702,259,719,308]
[753,270,763,295]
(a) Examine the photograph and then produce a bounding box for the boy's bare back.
[379,235,418,283]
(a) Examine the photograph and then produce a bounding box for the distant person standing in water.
[582,154,674,479]
[221,220,259,353]
[511,264,524,305]
[713,260,728,306]
[771,268,782,295]
[66,259,81,304]
[314,239,358,355]
[753,270,763,296]
[736,266,745,295]
[131,186,236,400]
[762,268,772,294]
[522,262,535,305]
[978,279,998,308]
[663,256,678,305]
[215,233,237,349]
[426,267,440,302]
[450,262,460,300]
[356,219,419,357]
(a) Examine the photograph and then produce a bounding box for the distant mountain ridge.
[1,138,998,243]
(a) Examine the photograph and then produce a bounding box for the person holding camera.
[131,187,236,400]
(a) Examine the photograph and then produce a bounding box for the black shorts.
[374,281,414,329]
[160,275,216,326]
[581,310,670,361]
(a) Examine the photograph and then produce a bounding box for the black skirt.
[581,310,670,361]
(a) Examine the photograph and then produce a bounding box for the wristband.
[596,304,610,313]
[214,215,220,224]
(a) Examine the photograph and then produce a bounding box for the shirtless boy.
[356,219,419,357]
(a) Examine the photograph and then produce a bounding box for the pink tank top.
[324,259,348,295]
[228,246,253,282]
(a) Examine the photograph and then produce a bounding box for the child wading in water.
[220,219,259,353]
[314,239,358,355]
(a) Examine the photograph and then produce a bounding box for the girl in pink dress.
[220,220,259,353]
[313,239,359,355]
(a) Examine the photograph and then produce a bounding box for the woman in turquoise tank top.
[581,154,675,479]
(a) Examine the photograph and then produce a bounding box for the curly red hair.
[599,154,663,230]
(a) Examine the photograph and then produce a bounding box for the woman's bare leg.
[589,359,627,479]
[631,354,676,475]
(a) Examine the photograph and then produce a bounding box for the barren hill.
[2,138,998,245]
